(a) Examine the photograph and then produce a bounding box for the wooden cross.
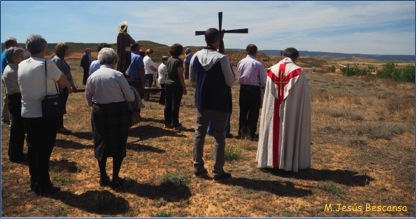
[195,12,248,54]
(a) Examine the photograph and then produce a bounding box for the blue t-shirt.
[89,60,100,76]
[184,52,193,63]
[126,52,144,79]
[1,50,8,74]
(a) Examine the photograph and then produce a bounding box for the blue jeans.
[164,83,183,127]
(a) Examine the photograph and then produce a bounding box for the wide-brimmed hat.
[118,21,128,33]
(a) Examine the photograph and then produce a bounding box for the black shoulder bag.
[41,60,66,118]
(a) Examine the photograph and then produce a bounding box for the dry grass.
[1,56,415,217]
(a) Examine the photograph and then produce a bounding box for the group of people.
[1,23,312,194]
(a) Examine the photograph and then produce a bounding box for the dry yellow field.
[1,55,415,217]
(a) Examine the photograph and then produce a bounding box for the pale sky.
[1,1,415,55]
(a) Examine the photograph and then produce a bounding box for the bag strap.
[44,60,60,95]
[44,60,47,94]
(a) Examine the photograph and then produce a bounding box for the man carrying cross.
[256,47,311,172]
[190,28,235,181]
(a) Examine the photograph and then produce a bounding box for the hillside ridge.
[3,41,414,61]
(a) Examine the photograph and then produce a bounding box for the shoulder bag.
[41,60,66,118]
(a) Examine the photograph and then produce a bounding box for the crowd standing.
[2,21,311,195]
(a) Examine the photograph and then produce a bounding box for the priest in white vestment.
[256,47,311,172]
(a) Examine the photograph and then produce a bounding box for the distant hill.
[4,42,414,62]
[9,41,171,59]
[261,50,416,61]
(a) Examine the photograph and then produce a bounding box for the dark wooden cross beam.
[195,12,248,54]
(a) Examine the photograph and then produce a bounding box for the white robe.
[256,57,311,172]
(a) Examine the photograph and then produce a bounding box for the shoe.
[2,118,10,125]
[35,184,60,195]
[226,134,234,138]
[213,172,232,182]
[194,169,208,178]
[164,124,173,129]
[10,154,27,163]
[99,175,111,187]
[110,177,125,189]
[57,128,72,134]
[173,125,186,131]
[30,182,39,192]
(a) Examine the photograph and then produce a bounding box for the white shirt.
[143,56,157,77]
[2,64,21,94]
[85,65,134,106]
[157,63,168,85]
[18,57,62,118]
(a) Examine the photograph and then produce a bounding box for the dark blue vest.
[193,58,232,113]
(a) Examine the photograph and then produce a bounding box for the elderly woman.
[51,43,77,133]
[18,34,72,195]
[2,47,26,163]
[85,48,134,189]
[164,43,187,130]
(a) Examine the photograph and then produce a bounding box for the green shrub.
[341,64,371,76]
[330,65,336,72]
[153,210,172,217]
[377,62,396,78]
[377,62,415,83]
[154,198,167,207]
[225,146,242,161]
[358,122,405,140]
[320,182,344,195]
[392,65,415,82]
[160,172,187,186]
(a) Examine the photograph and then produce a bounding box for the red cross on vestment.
[267,63,302,168]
